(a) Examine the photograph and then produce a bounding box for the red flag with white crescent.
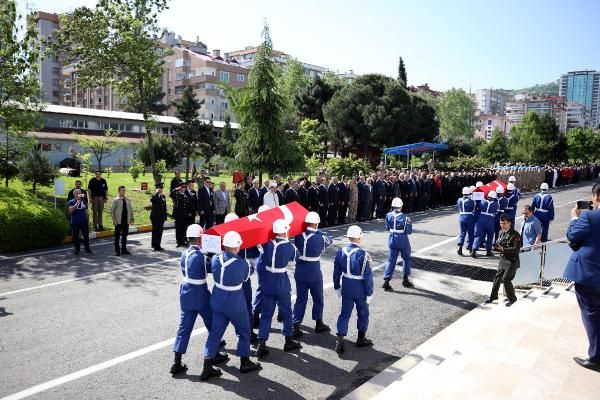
[473,179,508,199]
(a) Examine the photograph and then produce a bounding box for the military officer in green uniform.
[485,213,522,307]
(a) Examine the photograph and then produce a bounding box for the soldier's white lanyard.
[183,247,207,285]
[215,254,243,291]
[342,247,364,280]
[267,239,288,273]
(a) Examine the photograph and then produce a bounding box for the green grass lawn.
[2,172,237,232]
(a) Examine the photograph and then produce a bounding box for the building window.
[52,79,59,86]
[175,58,185,68]
[487,120,492,126]
[175,72,186,81]
[219,101,228,110]
[52,67,60,75]
[39,143,62,152]
[220,71,229,83]
[237,74,245,82]
[210,113,214,119]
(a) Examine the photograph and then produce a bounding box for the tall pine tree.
[398,56,407,87]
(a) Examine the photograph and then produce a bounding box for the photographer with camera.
[564,183,600,372]
[68,188,92,255]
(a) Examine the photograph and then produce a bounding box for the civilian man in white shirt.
[263,182,280,209]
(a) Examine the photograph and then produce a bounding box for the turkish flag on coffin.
[473,179,508,199]
[204,201,309,250]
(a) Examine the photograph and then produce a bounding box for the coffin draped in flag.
[473,179,508,199]
[203,201,309,251]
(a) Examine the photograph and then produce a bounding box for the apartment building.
[475,112,508,141]
[161,46,249,121]
[559,70,600,128]
[32,12,62,105]
[474,89,513,116]
[505,96,567,133]
[565,102,591,130]
[227,46,327,77]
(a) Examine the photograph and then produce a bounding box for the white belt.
[389,229,405,233]
[481,212,495,216]
[505,207,513,210]
[498,209,505,213]
[535,208,548,213]
[214,282,242,291]
[459,212,474,215]
[343,273,364,280]
[183,277,206,285]
[298,256,320,262]
[265,266,287,273]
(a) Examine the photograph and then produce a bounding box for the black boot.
[457,246,463,256]
[199,358,222,381]
[356,331,373,347]
[471,250,477,258]
[486,251,494,257]
[240,356,261,373]
[213,351,229,365]
[277,312,283,323]
[250,331,259,346]
[283,336,302,352]
[334,334,345,354]
[169,352,187,375]
[382,280,393,291]
[292,323,303,339]
[402,275,414,288]
[255,339,269,358]
[314,319,330,333]
[253,311,260,329]
[219,339,226,348]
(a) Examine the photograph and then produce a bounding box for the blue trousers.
[203,309,250,358]
[575,284,600,363]
[243,280,253,327]
[384,246,411,280]
[292,279,324,324]
[173,305,213,353]
[540,220,550,242]
[252,286,263,314]
[473,223,494,252]
[458,220,475,249]
[336,296,369,336]
[258,292,293,340]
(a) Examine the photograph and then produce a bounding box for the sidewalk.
[344,284,599,400]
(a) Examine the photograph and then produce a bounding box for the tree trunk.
[185,156,190,180]
[33,180,37,193]
[140,78,158,184]
[258,171,262,186]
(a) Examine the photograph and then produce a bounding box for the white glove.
[366,296,373,304]
[336,288,342,298]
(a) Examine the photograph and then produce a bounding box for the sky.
[20,0,600,91]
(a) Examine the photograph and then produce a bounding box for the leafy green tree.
[0,1,43,187]
[566,127,599,163]
[296,75,338,123]
[75,129,126,171]
[398,56,407,87]
[304,154,322,178]
[326,155,371,178]
[437,88,476,141]
[226,22,304,179]
[479,128,510,163]
[19,147,58,193]
[278,57,309,130]
[129,158,144,181]
[123,87,168,115]
[298,118,326,157]
[51,0,171,184]
[509,112,558,164]
[137,132,179,169]
[172,85,215,179]
[219,114,236,159]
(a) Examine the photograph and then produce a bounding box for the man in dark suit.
[374,173,386,218]
[285,181,300,204]
[307,180,319,212]
[184,179,199,228]
[356,176,366,222]
[199,177,214,229]
[297,179,308,209]
[564,183,600,372]
[318,177,329,227]
[337,176,349,225]
[327,176,340,226]
[248,179,261,214]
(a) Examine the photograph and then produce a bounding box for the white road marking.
[0,258,179,298]
[413,237,459,254]
[0,261,386,400]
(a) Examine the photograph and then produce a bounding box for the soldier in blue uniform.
[333,225,374,354]
[200,231,261,381]
[531,183,554,242]
[471,191,500,258]
[382,198,414,290]
[508,176,522,199]
[457,187,477,256]
[255,219,302,358]
[170,224,224,375]
[251,205,271,331]
[292,212,334,338]
[504,183,519,228]
[494,186,508,242]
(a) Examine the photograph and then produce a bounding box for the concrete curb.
[61,221,175,244]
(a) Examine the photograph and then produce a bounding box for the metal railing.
[513,238,572,287]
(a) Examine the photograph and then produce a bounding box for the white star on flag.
[248,213,262,222]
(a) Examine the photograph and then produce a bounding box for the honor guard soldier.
[224,213,260,345]
[255,219,302,358]
[532,183,554,242]
[150,182,167,251]
[171,224,223,375]
[200,231,261,381]
[333,225,374,354]
[504,183,519,228]
[471,190,500,258]
[508,176,522,199]
[251,205,271,330]
[457,187,477,256]
[292,212,334,338]
[382,198,414,290]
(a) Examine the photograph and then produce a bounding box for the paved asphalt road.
[0,181,595,400]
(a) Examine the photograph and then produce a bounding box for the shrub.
[326,155,371,178]
[0,188,70,252]
[129,158,144,181]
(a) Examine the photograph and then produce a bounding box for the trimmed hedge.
[0,188,70,252]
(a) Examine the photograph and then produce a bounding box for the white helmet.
[391,197,403,208]
[346,225,363,238]
[508,176,516,182]
[223,231,243,248]
[540,182,549,190]
[462,187,471,195]
[224,213,239,223]
[269,182,277,188]
[476,181,484,188]
[258,205,271,213]
[186,224,203,238]
[305,211,320,224]
[273,219,290,234]
[507,183,515,191]
[488,190,498,199]
[469,185,476,193]
[496,186,505,194]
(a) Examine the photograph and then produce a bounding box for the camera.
[577,200,593,210]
